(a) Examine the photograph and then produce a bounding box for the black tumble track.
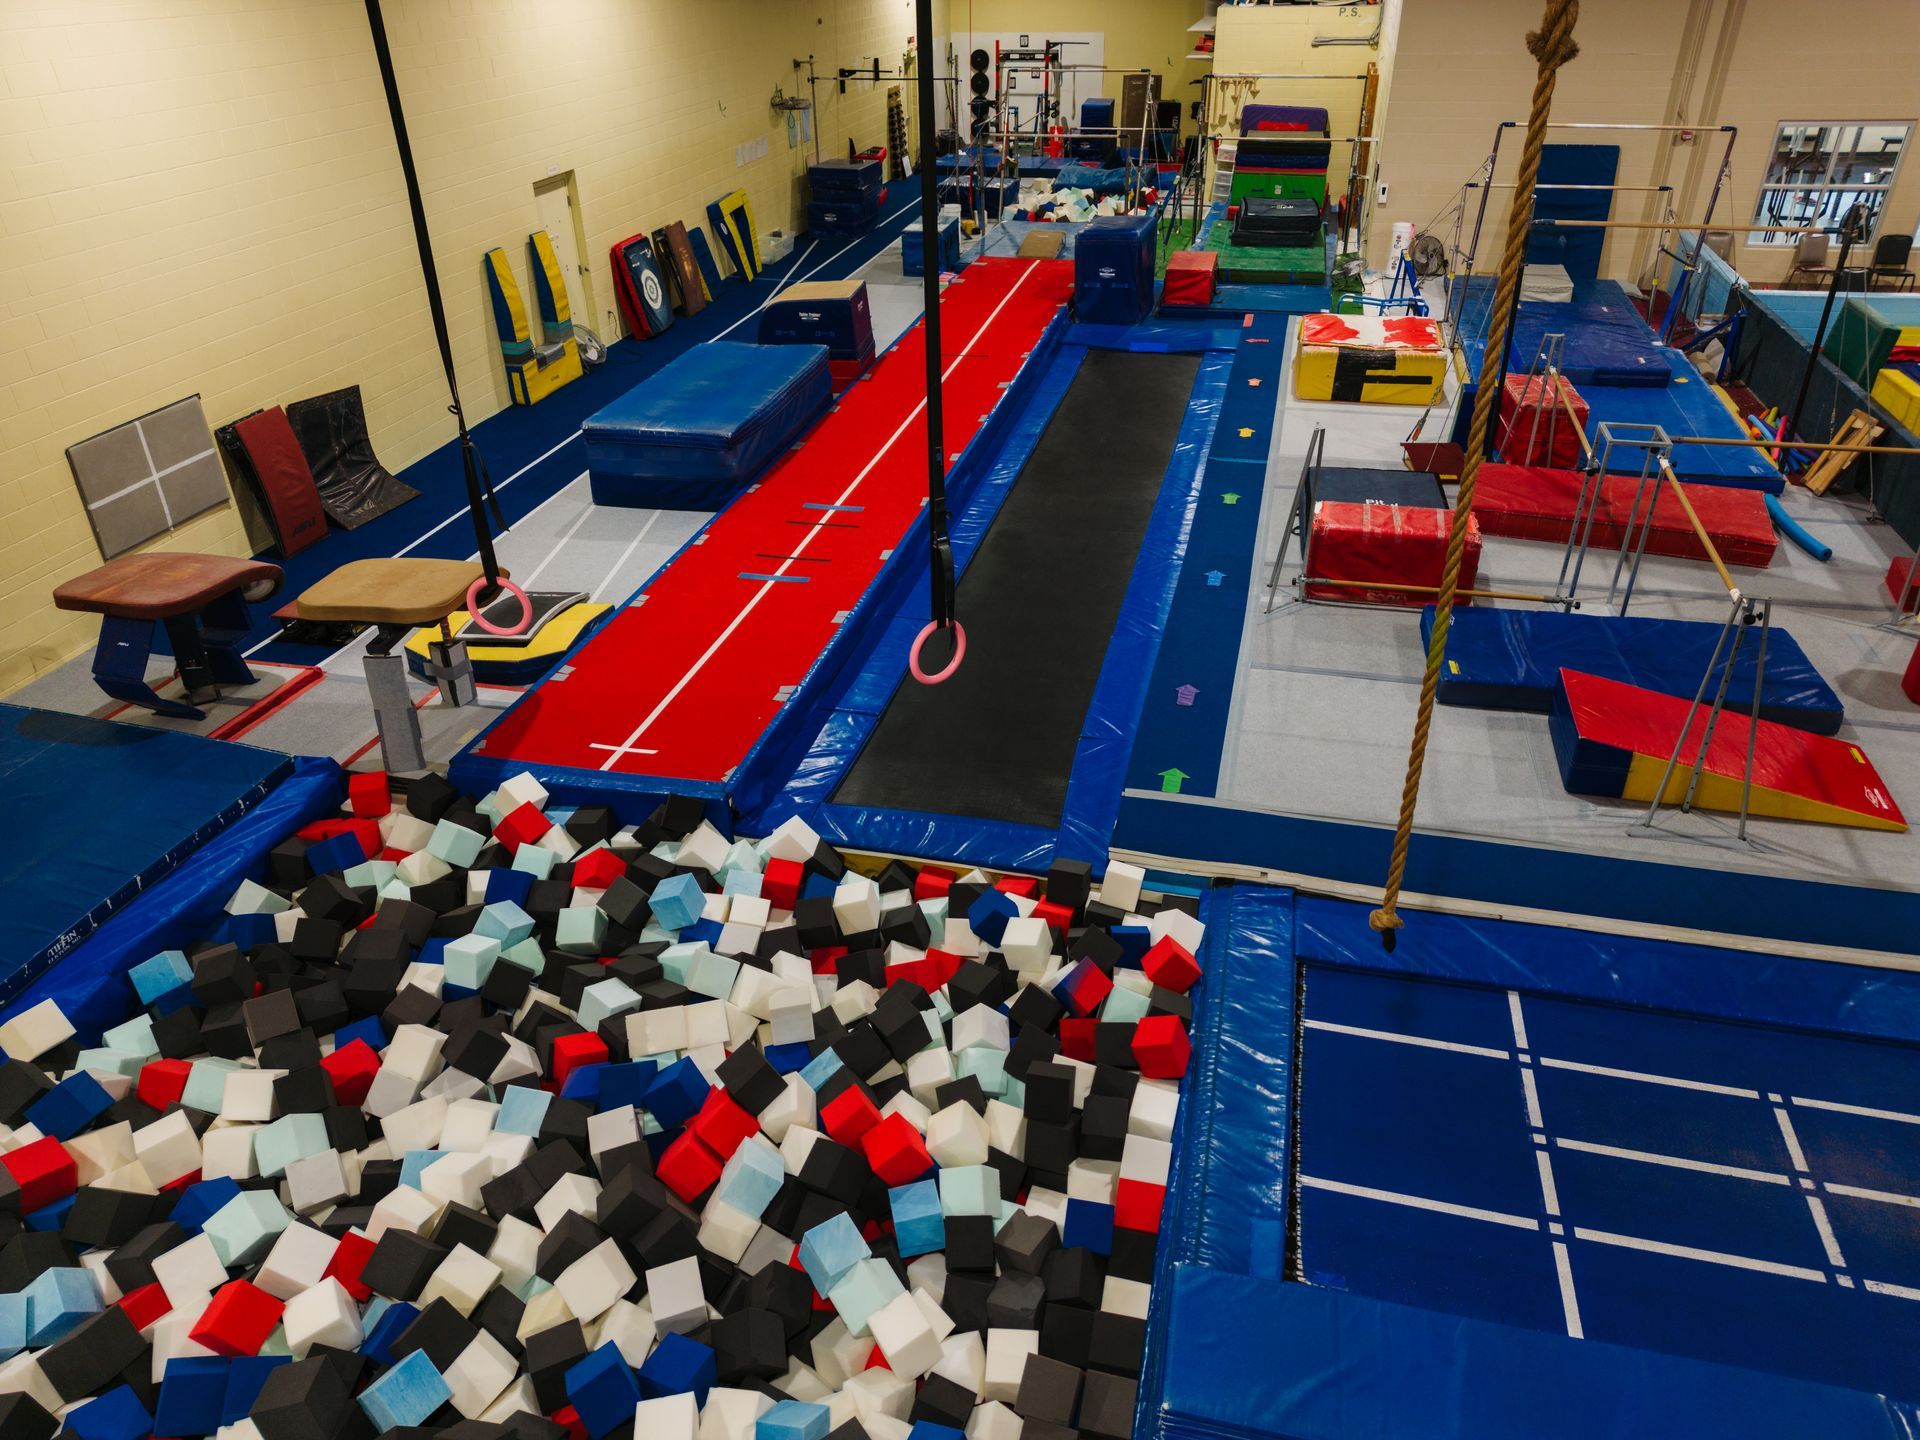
[834,346,1203,829]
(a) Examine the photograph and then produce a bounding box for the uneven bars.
[1306,578,1564,605]
[1657,459,1740,598]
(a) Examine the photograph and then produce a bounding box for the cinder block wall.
[0,0,931,694]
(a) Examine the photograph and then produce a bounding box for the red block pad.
[347,771,391,818]
[1032,900,1074,932]
[190,1279,285,1356]
[570,847,627,892]
[1887,555,1920,614]
[658,1132,724,1203]
[995,875,1040,899]
[551,1033,609,1090]
[912,868,955,902]
[321,1039,381,1107]
[297,816,382,858]
[1115,1178,1166,1233]
[821,1086,882,1148]
[118,1282,172,1332]
[1132,1015,1191,1078]
[1141,937,1202,994]
[1470,464,1776,568]
[862,1113,934,1186]
[1054,958,1113,1019]
[763,858,804,911]
[1304,502,1481,608]
[1162,250,1219,309]
[1058,1017,1097,1063]
[493,801,552,856]
[1498,374,1589,469]
[688,1088,760,1159]
[2,1136,77,1214]
[1906,635,1920,707]
[324,1230,377,1302]
[137,1058,192,1111]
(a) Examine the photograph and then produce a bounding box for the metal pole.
[1788,222,1860,441]
[1563,426,1615,601]
[1640,596,1742,830]
[1680,618,1745,815]
[1738,599,1770,841]
[1608,439,1662,614]
[912,0,954,641]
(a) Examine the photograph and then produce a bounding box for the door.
[534,173,596,333]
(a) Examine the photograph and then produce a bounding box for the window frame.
[1748,119,1913,245]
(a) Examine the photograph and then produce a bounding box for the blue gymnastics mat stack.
[808,156,884,236]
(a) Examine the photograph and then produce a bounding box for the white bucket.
[1390,221,1415,265]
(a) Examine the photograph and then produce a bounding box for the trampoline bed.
[831,348,1203,830]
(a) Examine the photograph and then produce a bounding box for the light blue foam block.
[23,1267,100,1344]
[797,1212,869,1293]
[128,950,193,1006]
[358,1348,452,1431]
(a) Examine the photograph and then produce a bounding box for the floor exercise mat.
[0,704,291,994]
[217,406,330,557]
[283,385,418,529]
[585,342,831,508]
[1471,462,1777,566]
[1422,606,1843,734]
[832,349,1202,830]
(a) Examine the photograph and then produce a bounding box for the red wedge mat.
[1471,463,1776,568]
[474,257,1074,783]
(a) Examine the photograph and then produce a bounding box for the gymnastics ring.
[909,620,966,685]
[465,576,532,637]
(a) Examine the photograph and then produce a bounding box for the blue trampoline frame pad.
[1137,883,1920,1440]
[0,705,295,1001]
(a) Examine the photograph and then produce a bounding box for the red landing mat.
[472,257,1075,783]
[1553,668,1907,831]
[1471,463,1777,568]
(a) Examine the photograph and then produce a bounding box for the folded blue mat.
[1457,278,1672,388]
[586,342,831,508]
[1421,607,1843,735]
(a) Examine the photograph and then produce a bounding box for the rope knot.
[1527,0,1581,69]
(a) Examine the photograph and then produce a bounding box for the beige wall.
[0,0,928,694]
[1374,0,1920,284]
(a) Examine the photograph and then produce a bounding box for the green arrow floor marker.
[1158,767,1190,794]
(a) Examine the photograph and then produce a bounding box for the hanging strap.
[907,0,964,686]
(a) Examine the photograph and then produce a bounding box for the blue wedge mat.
[0,705,294,1000]
[1421,606,1844,734]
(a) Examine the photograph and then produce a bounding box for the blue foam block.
[26,1070,112,1140]
[644,1057,711,1131]
[169,1176,243,1234]
[637,1332,717,1406]
[568,1343,642,1438]
[65,1384,150,1440]
[155,1357,232,1438]
[222,1355,290,1423]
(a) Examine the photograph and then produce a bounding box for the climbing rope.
[1370,0,1582,948]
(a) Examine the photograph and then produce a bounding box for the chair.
[1867,233,1916,292]
[1783,231,1831,289]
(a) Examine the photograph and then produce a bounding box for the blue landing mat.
[213,185,921,666]
[0,705,292,998]
[1456,277,1670,388]
[1136,885,1919,1440]
[1297,961,1920,1402]
[1421,606,1844,735]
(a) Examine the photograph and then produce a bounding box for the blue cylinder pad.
[1074,215,1157,326]
[586,342,832,509]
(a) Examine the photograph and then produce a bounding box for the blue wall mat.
[1527,143,1619,283]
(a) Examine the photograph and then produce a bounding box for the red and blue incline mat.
[461,257,1074,811]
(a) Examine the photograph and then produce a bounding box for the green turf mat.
[1203,223,1328,284]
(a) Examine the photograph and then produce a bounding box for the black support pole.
[915,0,956,643]
[364,0,502,592]
[1788,214,1864,447]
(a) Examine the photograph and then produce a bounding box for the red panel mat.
[1471,463,1776,568]
[1304,501,1480,608]
[473,258,1074,783]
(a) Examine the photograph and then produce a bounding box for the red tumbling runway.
[474,257,1074,783]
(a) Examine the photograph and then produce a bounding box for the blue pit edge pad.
[1126,312,1286,799]
[750,332,1237,870]
[452,308,1074,831]
[0,705,296,997]
[1148,1268,1909,1440]
[1136,884,1920,1440]
[0,754,343,1044]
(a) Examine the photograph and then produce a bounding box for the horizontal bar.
[1531,219,1812,233]
[1306,577,1563,605]
[1210,71,1371,81]
[1502,121,1737,133]
[1658,460,1739,598]
[1668,435,1920,457]
[1468,182,1674,191]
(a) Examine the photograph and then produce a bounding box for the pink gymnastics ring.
[909,620,966,685]
[465,576,532,637]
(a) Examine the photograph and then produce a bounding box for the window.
[1749,121,1912,244]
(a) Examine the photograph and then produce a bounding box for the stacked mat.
[1074,216,1157,326]
[585,342,832,509]
[1469,463,1777,567]
[758,280,876,390]
[808,157,883,236]
[610,233,676,340]
[1229,108,1331,208]
[1293,314,1445,405]
[902,217,962,278]
[1306,503,1480,608]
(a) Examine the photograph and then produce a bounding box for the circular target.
[641,271,665,309]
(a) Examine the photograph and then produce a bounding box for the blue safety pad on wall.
[1527,143,1618,283]
[0,706,293,1000]
[1422,606,1844,734]
[584,342,831,506]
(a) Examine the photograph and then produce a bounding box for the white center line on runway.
[1298,1175,1541,1231]
[1570,1227,1829,1284]
[1538,1056,1760,1100]
[591,261,1041,773]
[1792,1096,1920,1127]
[1509,991,1582,1339]
[1554,1138,1792,1186]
